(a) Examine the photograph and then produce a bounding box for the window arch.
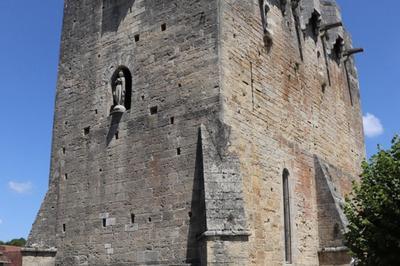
[282,168,292,263]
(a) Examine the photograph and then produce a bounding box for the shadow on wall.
[186,129,207,265]
[102,0,136,34]
[106,113,122,146]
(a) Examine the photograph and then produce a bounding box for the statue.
[259,0,269,33]
[259,0,273,50]
[112,70,126,113]
[280,0,287,15]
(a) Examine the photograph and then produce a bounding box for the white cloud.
[0,219,3,225]
[363,113,384,138]
[8,181,33,194]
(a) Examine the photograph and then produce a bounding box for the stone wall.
[21,248,56,266]
[28,0,222,264]
[22,256,55,266]
[0,246,22,266]
[218,0,364,265]
[28,0,364,265]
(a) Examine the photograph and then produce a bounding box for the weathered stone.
[27,0,364,265]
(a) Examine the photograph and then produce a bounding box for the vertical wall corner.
[26,179,59,250]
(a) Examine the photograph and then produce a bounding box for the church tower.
[27,0,365,265]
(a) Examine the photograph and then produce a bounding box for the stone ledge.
[21,247,57,257]
[319,246,349,253]
[198,230,251,241]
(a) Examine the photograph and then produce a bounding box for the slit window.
[161,23,166,31]
[62,223,66,233]
[282,168,292,263]
[131,214,135,224]
[102,218,107,228]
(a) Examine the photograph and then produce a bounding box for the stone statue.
[259,0,273,50]
[112,70,126,113]
[280,0,287,15]
[259,0,269,33]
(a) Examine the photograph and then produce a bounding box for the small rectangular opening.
[170,117,175,125]
[84,126,90,135]
[177,148,181,155]
[115,131,119,140]
[64,173,68,180]
[62,224,66,233]
[62,147,66,154]
[131,214,135,224]
[150,106,158,115]
[102,218,107,228]
[161,23,167,31]
[134,34,140,42]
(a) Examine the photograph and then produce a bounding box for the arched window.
[282,168,292,263]
[110,66,132,114]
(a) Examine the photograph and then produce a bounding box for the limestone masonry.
[27,0,365,265]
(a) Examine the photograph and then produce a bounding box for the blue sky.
[0,0,399,241]
[338,0,400,150]
[0,0,64,241]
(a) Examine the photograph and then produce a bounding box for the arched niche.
[110,66,132,114]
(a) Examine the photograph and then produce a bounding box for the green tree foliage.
[344,136,400,266]
[0,238,26,247]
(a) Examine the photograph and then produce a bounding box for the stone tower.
[27,0,365,265]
